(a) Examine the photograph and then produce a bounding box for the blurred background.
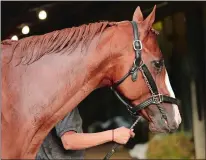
[2,1,206,159]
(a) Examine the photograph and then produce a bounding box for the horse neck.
[25,30,115,123]
[22,26,118,157]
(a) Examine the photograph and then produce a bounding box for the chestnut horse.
[1,6,181,158]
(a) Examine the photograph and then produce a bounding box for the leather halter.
[103,21,181,160]
[111,21,181,119]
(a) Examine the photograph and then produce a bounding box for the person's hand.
[112,127,135,144]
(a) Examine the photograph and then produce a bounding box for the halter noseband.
[111,21,180,119]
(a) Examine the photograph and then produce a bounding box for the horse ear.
[143,5,156,28]
[132,6,144,23]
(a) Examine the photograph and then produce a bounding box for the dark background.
[2,1,206,136]
[1,1,203,39]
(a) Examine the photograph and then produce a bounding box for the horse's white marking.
[165,72,182,124]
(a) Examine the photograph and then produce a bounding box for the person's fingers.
[130,131,135,138]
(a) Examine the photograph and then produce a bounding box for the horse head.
[109,5,182,133]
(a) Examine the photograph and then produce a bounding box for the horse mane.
[8,21,117,65]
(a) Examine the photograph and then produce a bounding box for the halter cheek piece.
[111,21,181,119]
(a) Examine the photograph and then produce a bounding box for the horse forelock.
[8,21,117,65]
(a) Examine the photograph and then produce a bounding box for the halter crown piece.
[103,21,181,160]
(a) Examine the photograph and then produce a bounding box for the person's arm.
[61,127,135,150]
[61,130,112,150]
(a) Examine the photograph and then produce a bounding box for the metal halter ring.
[152,94,163,104]
[133,40,142,51]
[130,62,138,73]
[130,60,143,75]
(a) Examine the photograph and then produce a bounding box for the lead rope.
[103,116,142,160]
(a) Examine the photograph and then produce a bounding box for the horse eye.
[152,60,164,72]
